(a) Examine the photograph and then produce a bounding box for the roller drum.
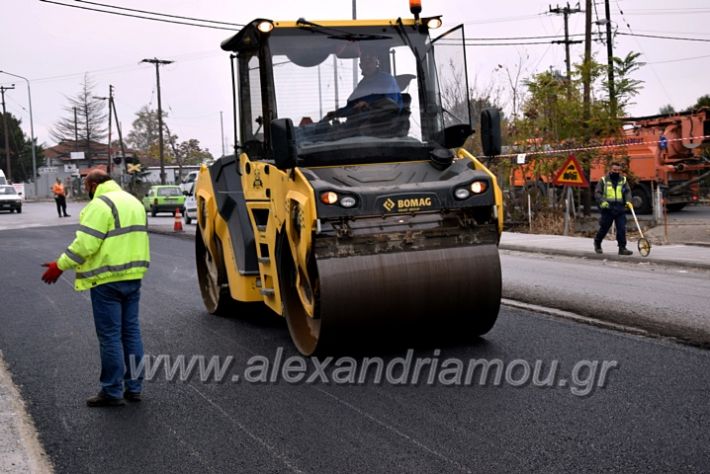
[312,244,501,351]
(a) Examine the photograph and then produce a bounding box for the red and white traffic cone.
[174,207,184,232]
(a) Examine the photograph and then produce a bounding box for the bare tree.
[495,52,529,120]
[51,74,107,166]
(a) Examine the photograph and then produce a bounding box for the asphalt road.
[501,251,710,345]
[1,225,709,473]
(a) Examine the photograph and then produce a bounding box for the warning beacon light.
[410,0,422,20]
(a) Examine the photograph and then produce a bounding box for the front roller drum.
[283,244,501,355]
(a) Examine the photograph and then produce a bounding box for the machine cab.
[222,14,482,168]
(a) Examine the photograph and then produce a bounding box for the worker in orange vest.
[52,177,70,218]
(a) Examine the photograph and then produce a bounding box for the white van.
[184,180,198,225]
[179,170,199,194]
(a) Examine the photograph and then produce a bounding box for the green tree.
[659,104,676,115]
[605,51,646,113]
[125,105,171,157]
[175,138,213,165]
[502,52,645,220]
[50,74,107,166]
[689,94,710,111]
[0,111,44,183]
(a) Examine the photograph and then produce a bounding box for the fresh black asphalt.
[1,225,709,473]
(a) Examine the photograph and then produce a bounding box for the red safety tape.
[484,134,710,159]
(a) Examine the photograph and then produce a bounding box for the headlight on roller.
[339,196,357,208]
[320,191,338,205]
[454,188,471,200]
[320,191,358,208]
[470,181,488,194]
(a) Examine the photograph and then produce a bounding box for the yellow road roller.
[195,1,505,355]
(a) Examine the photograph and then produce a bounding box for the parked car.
[142,185,185,217]
[0,185,22,213]
[184,182,197,225]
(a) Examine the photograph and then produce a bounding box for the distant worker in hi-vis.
[594,162,634,255]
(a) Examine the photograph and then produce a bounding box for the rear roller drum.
[195,230,236,315]
[279,236,324,356]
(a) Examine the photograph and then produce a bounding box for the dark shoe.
[58,215,63,218]
[594,241,603,254]
[124,391,142,402]
[63,214,71,217]
[86,391,126,407]
[618,247,633,256]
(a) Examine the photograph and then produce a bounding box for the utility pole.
[0,71,38,195]
[582,0,593,215]
[0,85,15,182]
[85,98,92,168]
[108,85,113,175]
[603,0,617,117]
[94,85,114,175]
[73,107,79,151]
[550,3,583,94]
[141,58,174,184]
[110,90,127,185]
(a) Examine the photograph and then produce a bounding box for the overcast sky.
[2,0,709,156]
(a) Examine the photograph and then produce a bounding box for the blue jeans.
[90,280,144,398]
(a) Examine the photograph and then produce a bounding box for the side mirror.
[480,108,502,157]
[440,124,473,149]
[270,118,298,170]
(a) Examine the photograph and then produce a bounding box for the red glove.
[41,262,63,284]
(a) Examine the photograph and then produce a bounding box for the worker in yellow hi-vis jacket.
[594,162,634,256]
[41,170,150,407]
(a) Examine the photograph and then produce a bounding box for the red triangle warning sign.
[552,155,590,187]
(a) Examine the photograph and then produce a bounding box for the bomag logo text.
[383,196,434,212]
[398,197,432,208]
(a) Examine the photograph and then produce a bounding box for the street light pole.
[141,58,173,185]
[0,71,36,194]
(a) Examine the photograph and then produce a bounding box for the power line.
[649,53,710,65]
[623,8,710,15]
[461,13,547,25]
[74,0,244,27]
[39,0,240,31]
[617,31,710,43]
[31,49,221,84]
[461,41,567,47]
[449,33,586,41]
[613,0,674,112]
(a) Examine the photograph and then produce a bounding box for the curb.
[148,228,195,241]
[682,241,710,248]
[499,244,710,272]
[148,229,710,271]
[0,353,53,473]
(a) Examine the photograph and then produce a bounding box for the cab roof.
[221,18,420,53]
